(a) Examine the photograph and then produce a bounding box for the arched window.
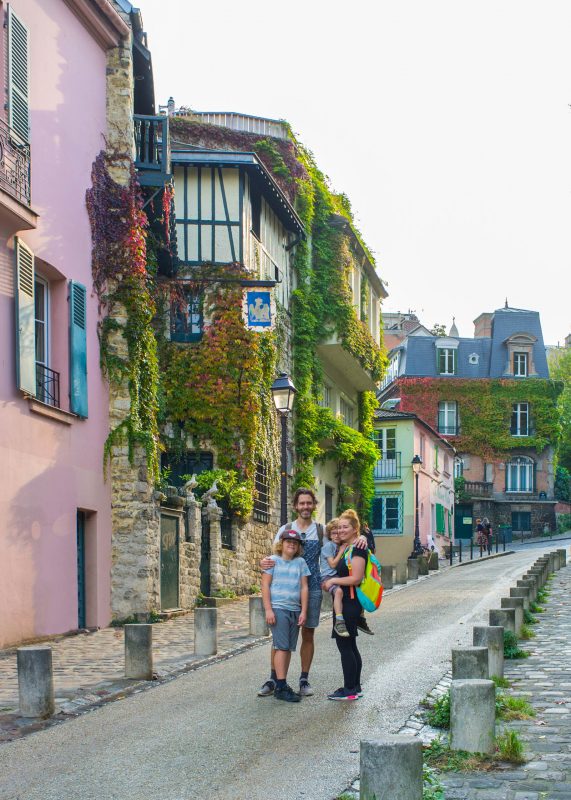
[506,456,534,493]
[454,457,464,478]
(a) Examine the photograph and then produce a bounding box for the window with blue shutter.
[14,237,36,395]
[7,6,30,143]
[69,281,88,417]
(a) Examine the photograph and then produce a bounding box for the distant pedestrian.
[475,518,485,551]
[261,529,310,703]
[482,517,493,555]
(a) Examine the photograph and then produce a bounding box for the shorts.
[324,582,341,597]
[305,591,323,628]
[271,608,301,652]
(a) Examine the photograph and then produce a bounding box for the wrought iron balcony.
[0,118,31,206]
[464,480,493,498]
[134,115,171,186]
[374,452,402,481]
[36,363,60,409]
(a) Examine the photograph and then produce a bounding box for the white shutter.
[7,6,30,143]
[14,237,36,395]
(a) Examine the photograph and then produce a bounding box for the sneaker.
[299,679,314,697]
[334,618,350,637]
[257,679,275,697]
[356,616,374,635]
[274,684,301,703]
[327,687,359,701]
[355,685,364,697]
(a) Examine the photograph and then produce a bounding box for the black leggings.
[335,635,362,690]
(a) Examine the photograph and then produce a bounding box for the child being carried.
[320,518,350,637]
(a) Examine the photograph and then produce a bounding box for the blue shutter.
[7,6,30,143]
[14,237,36,395]
[69,281,88,418]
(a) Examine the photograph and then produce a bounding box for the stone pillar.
[394,563,408,585]
[452,647,489,680]
[381,565,394,590]
[125,624,153,680]
[17,647,55,718]
[418,557,429,576]
[450,679,495,754]
[360,736,423,800]
[185,497,202,545]
[195,607,217,656]
[249,596,269,637]
[557,548,567,567]
[407,558,419,581]
[553,551,561,570]
[473,625,504,679]
[428,551,439,570]
[207,502,223,594]
[490,608,516,635]
[501,597,524,634]
[518,577,537,601]
[510,586,530,610]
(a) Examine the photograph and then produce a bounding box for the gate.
[454,504,474,539]
[200,512,211,596]
[76,511,86,629]
[160,513,180,610]
[511,511,531,536]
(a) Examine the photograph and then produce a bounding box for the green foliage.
[519,623,536,640]
[212,588,238,599]
[529,601,544,613]
[425,691,451,729]
[549,346,571,470]
[423,737,488,771]
[191,469,254,518]
[496,694,535,720]
[423,765,445,800]
[504,630,530,659]
[495,730,525,763]
[430,324,447,336]
[558,513,571,533]
[454,475,470,503]
[554,465,570,501]
[492,676,512,689]
[524,609,539,625]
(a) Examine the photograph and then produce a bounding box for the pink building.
[0,0,128,647]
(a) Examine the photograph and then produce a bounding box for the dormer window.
[513,352,528,377]
[437,348,456,375]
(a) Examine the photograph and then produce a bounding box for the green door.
[160,514,180,610]
[454,504,473,539]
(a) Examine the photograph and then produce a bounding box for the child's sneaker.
[257,679,275,697]
[327,687,359,701]
[334,618,350,637]
[299,679,314,696]
[274,684,301,703]
[356,616,374,635]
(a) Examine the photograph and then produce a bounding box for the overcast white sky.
[138,0,571,345]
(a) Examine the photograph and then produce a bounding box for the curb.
[449,549,516,568]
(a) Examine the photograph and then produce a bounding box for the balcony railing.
[134,115,171,186]
[437,424,460,436]
[464,480,493,498]
[36,363,60,408]
[0,118,31,206]
[374,452,402,481]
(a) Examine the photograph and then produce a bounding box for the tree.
[549,347,571,470]
[430,323,447,336]
[555,466,570,501]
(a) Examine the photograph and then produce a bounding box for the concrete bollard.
[394,563,408,585]
[489,607,516,635]
[552,551,561,571]
[510,586,531,610]
[194,607,217,656]
[557,548,567,567]
[428,551,439,570]
[452,647,489,680]
[125,624,153,680]
[17,646,55,719]
[450,679,495,754]
[360,735,423,800]
[501,597,524,634]
[381,564,394,590]
[407,558,420,581]
[418,556,429,576]
[518,577,537,600]
[249,596,269,637]
[473,625,504,679]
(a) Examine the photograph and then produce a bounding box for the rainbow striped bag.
[344,547,384,612]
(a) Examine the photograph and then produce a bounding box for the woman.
[322,509,368,701]
[482,517,493,555]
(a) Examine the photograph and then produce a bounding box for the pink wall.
[0,0,112,646]
[413,426,455,550]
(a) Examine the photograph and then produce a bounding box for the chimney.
[167,97,175,116]
[474,312,493,338]
[565,333,571,349]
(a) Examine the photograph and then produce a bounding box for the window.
[511,403,529,436]
[506,456,534,493]
[381,352,400,389]
[437,348,456,375]
[325,485,334,523]
[438,401,458,435]
[171,289,203,342]
[339,396,355,428]
[373,428,400,480]
[443,453,451,476]
[434,445,439,472]
[454,457,464,478]
[371,492,403,534]
[253,461,270,523]
[160,451,214,488]
[319,384,332,409]
[513,352,528,377]
[420,434,426,462]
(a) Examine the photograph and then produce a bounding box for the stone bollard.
[557,548,567,567]
[528,569,544,588]
[473,625,504,679]
[17,646,55,719]
[428,551,439,570]
[125,624,153,680]
[394,563,408,585]
[418,556,429,576]
[194,607,217,656]
[489,608,516,635]
[450,679,495,754]
[452,647,489,680]
[552,551,561,571]
[360,735,423,800]
[501,597,524,634]
[381,564,394,590]
[510,586,531,610]
[249,596,269,637]
[518,577,537,600]
[407,558,420,581]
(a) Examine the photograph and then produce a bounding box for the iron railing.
[437,424,460,436]
[36,363,60,408]
[374,452,402,480]
[0,118,31,206]
[133,115,170,184]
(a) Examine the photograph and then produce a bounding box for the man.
[258,488,368,697]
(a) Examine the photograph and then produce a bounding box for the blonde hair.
[339,509,361,533]
[273,538,302,557]
[326,518,340,537]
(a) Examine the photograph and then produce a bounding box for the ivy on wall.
[396,377,562,461]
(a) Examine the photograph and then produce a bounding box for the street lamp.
[410,454,423,557]
[271,372,297,525]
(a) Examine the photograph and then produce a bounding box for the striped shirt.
[263,556,311,612]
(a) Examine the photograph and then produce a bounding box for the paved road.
[0,547,551,800]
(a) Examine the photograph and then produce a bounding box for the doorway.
[160,513,180,610]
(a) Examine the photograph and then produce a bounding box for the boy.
[320,519,350,637]
[262,529,310,703]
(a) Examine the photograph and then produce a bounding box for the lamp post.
[410,454,423,557]
[271,372,297,525]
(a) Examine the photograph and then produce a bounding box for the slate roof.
[374,409,456,452]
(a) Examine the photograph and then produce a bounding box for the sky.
[137,0,571,346]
